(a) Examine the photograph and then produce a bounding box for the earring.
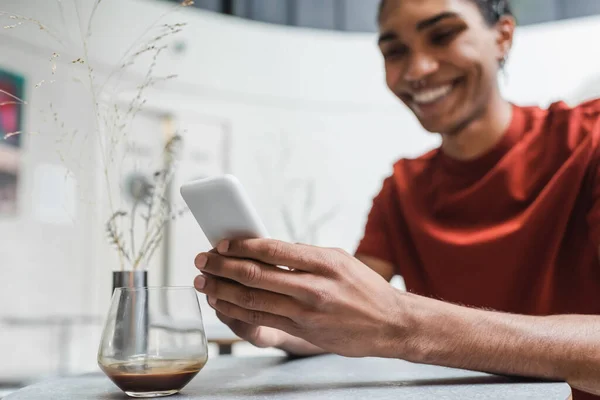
[500,55,509,83]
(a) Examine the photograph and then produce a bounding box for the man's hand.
[193,239,406,358]
[211,307,286,349]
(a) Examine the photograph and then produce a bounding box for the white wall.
[1,0,600,382]
[503,14,600,106]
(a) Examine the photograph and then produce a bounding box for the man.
[194,0,600,398]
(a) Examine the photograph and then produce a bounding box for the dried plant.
[280,179,338,245]
[257,132,339,245]
[106,135,186,269]
[0,0,194,270]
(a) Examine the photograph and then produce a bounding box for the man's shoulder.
[386,149,439,192]
[498,99,600,160]
[538,98,600,140]
[545,97,600,116]
[392,148,439,171]
[394,147,440,176]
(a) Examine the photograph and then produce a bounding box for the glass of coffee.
[98,287,208,398]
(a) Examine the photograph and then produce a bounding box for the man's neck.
[440,97,513,161]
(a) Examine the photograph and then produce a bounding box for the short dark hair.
[378,0,513,27]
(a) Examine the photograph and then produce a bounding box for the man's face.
[378,0,508,134]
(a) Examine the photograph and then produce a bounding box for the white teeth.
[412,84,453,104]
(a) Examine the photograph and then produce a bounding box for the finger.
[208,297,250,336]
[213,308,245,334]
[213,310,278,347]
[195,274,303,318]
[213,308,252,339]
[216,238,335,274]
[210,297,296,334]
[195,253,314,300]
[213,311,248,334]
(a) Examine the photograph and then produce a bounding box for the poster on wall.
[0,68,25,215]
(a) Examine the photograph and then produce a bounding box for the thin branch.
[306,207,338,244]
[143,233,163,268]
[303,180,315,226]
[281,207,298,243]
[130,197,140,260]
[85,0,102,39]
[135,203,169,268]
[106,211,131,262]
[54,0,69,35]
[0,11,66,46]
[73,0,123,269]
[0,101,24,107]
[133,135,181,268]
[0,88,26,104]
[97,2,184,93]
[3,131,22,139]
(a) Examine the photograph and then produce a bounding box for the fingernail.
[195,254,207,270]
[217,240,229,253]
[194,275,206,290]
[208,297,217,306]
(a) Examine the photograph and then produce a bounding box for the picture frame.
[0,68,25,215]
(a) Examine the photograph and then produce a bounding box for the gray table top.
[6,354,571,399]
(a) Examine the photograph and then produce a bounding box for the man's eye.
[431,29,459,45]
[384,46,408,60]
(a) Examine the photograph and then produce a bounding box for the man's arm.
[198,239,600,396]
[398,293,600,395]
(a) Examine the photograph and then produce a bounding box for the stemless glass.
[98,287,208,398]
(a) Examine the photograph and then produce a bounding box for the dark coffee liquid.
[100,359,207,393]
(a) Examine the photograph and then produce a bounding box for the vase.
[110,270,149,358]
[112,270,148,292]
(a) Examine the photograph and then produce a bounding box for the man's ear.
[495,15,516,65]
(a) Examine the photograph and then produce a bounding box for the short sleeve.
[585,111,600,247]
[354,176,397,265]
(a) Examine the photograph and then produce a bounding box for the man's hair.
[378,0,513,26]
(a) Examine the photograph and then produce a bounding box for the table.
[5,354,572,399]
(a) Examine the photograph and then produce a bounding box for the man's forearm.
[396,293,600,395]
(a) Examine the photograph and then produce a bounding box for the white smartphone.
[180,174,270,247]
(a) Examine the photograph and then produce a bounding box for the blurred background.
[1,0,600,397]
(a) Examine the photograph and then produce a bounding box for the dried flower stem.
[106,211,131,263]
[98,1,185,94]
[134,178,169,268]
[54,0,69,36]
[85,0,102,39]
[2,1,187,271]
[73,0,124,270]
[0,88,26,104]
[130,197,140,262]
[0,11,66,46]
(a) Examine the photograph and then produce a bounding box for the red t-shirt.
[356,99,600,400]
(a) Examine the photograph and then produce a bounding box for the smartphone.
[180,174,270,247]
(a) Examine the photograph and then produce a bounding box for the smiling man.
[193,1,600,399]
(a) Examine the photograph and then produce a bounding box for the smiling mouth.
[412,84,454,104]
[402,78,464,115]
